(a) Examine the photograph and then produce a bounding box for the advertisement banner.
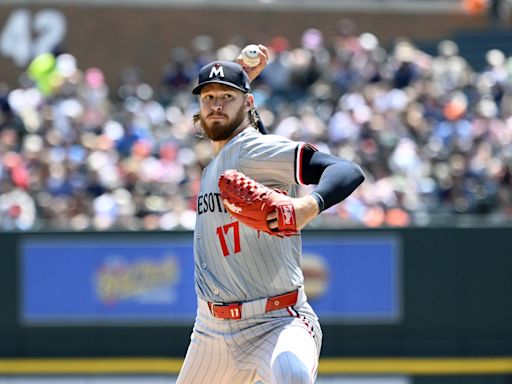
[20,237,196,325]
[302,236,401,323]
[20,234,400,325]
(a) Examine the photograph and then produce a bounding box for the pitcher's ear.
[245,93,255,108]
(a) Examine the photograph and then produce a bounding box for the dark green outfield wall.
[0,228,511,358]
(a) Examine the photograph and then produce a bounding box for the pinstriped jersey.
[194,127,310,303]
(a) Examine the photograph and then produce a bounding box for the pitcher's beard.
[200,108,247,141]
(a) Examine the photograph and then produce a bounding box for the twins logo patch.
[223,199,242,214]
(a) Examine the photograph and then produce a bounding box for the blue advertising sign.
[302,236,401,323]
[20,237,196,325]
[20,234,400,325]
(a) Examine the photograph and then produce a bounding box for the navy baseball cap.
[192,61,251,95]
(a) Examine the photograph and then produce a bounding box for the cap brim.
[192,79,249,94]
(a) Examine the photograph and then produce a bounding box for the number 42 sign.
[0,9,67,67]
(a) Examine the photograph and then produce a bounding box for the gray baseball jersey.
[178,126,322,384]
[194,127,309,304]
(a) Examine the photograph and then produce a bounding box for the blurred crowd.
[1,20,512,231]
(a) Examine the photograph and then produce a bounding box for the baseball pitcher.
[176,44,365,384]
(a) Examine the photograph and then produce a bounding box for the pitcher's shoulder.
[237,128,295,147]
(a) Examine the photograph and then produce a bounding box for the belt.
[207,290,299,320]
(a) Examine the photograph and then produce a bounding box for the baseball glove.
[218,169,297,237]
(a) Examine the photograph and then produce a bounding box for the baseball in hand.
[241,44,261,67]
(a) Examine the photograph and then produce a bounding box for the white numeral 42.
[0,9,66,66]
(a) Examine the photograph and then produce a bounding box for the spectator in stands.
[1,26,512,231]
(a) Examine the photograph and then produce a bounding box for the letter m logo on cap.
[209,64,224,79]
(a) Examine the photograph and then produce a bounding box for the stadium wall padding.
[0,228,511,358]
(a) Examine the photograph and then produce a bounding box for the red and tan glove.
[218,169,297,237]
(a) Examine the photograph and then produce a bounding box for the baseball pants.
[176,288,322,384]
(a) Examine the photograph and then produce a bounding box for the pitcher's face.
[199,83,249,141]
